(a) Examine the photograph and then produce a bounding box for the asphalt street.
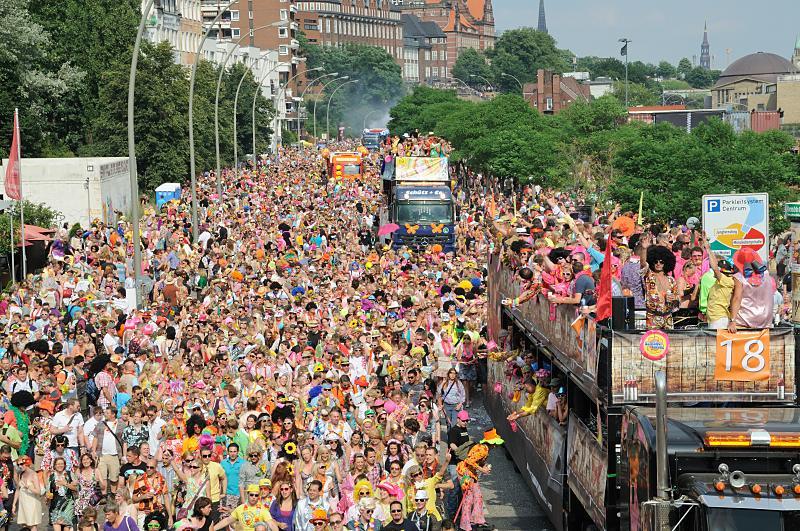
[464,390,554,531]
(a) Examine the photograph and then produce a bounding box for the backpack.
[86,376,100,407]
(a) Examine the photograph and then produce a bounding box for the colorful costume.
[456,444,489,531]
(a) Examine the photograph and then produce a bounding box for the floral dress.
[76,468,98,517]
[644,271,679,330]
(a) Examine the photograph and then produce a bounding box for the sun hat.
[480,428,504,445]
[310,509,328,523]
[246,484,259,494]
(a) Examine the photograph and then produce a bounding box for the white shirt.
[148,417,167,455]
[84,417,100,448]
[52,409,83,447]
[103,332,120,355]
[101,420,119,455]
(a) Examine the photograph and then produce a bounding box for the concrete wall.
[0,157,131,227]
[778,76,800,125]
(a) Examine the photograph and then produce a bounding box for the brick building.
[523,69,590,114]
[401,14,447,84]
[397,0,495,72]
[295,0,403,61]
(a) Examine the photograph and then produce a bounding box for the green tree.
[452,48,492,88]
[486,28,570,92]
[304,43,403,135]
[685,66,714,88]
[677,58,693,78]
[656,61,677,79]
[612,81,658,106]
[0,200,62,254]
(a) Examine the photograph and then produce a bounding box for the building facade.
[397,0,495,72]
[179,0,203,65]
[711,52,794,111]
[295,0,403,62]
[401,14,447,84]
[523,69,590,114]
[143,1,182,63]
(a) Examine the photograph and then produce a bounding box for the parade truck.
[361,128,389,151]
[486,252,800,531]
[381,156,456,253]
[327,151,363,180]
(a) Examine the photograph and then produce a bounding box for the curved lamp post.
[232,54,267,175]
[189,0,240,242]
[314,75,348,139]
[469,73,494,91]
[272,66,322,150]
[127,0,155,309]
[297,71,339,140]
[326,79,358,139]
[251,59,292,162]
[500,72,524,92]
[214,22,282,198]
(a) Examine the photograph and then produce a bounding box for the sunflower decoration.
[279,439,299,461]
[286,463,294,475]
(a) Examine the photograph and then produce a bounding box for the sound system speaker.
[611,296,635,330]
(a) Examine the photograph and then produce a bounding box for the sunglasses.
[188,464,200,469]
[313,523,326,527]
[390,509,403,513]
[415,498,426,502]
[147,466,156,470]
[364,509,374,514]
[329,520,343,525]
[201,453,211,458]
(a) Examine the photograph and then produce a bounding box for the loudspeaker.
[611,296,635,330]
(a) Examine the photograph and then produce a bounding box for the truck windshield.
[343,164,360,175]
[706,508,798,530]
[397,202,452,224]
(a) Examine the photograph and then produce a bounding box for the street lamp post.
[501,72,524,92]
[127,0,155,309]
[314,76,348,139]
[233,55,267,175]
[619,38,631,108]
[274,66,322,150]
[297,71,339,140]
[469,74,494,91]
[326,79,358,139]
[188,0,240,243]
[214,22,282,198]
[251,60,291,161]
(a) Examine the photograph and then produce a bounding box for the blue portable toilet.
[155,183,181,209]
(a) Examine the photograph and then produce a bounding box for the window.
[280,9,288,20]
[232,28,240,38]
[249,10,253,19]
[279,27,289,38]
[424,50,430,61]
[231,10,240,21]
[432,67,438,78]
[545,97,553,111]
[279,45,289,55]
[304,22,318,30]
[432,51,437,61]
[425,67,430,78]
[326,19,330,33]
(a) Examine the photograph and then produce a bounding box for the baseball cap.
[414,490,429,501]
[457,410,470,422]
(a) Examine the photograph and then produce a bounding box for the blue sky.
[494,0,799,69]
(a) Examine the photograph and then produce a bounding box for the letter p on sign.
[715,330,771,382]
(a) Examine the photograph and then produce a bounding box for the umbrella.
[378,223,400,237]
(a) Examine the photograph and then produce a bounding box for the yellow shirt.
[230,503,273,531]
[706,274,735,322]
[205,461,226,502]
[521,386,548,415]
[405,473,443,519]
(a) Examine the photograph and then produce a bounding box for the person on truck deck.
[547,262,595,307]
[701,239,737,330]
[506,374,549,422]
[728,247,775,333]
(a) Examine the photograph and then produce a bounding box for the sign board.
[702,193,769,264]
[714,329,771,382]
[567,413,608,530]
[395,157,449,182]
[785,202,800,220]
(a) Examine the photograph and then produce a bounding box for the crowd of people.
[0,136,505,531]
[495,186,786,332]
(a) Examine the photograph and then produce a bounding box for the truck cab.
[382,157,456,253]
[362,128,389,151]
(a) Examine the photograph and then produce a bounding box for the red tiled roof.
[443,8,455,31]
[466,0,485,21]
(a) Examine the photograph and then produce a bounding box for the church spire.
[700,21,711,70]
[537,0,547,34]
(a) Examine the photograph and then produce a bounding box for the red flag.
[595,238,614,321]
[4,110,21,200]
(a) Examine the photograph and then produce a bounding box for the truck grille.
[396,234,453,249]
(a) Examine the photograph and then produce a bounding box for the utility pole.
[619,38,631,108]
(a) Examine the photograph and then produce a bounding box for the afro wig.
[185,414,207,436]
[646,245,676,274]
